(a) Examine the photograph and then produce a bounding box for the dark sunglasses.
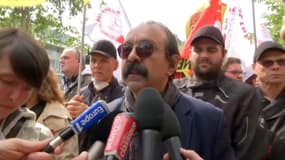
[259,59,285,67]
[117,40,154,59]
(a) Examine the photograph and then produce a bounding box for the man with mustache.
[65,40,124,151]
[107,21,236,160]
[174,25,270,160]
[253,41,285,160]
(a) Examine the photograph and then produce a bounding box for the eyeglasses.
[259,59,285,67]
[117,40,154,59]
[225,70,243,75]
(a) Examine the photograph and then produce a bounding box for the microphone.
[161,103,184,160]
[88,141,105,160]
[87,110,122,160]
[134,87,165,160]
[104,113,137,160]
[43,100,110,153]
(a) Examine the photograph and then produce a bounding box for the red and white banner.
[222,0,272,67]
[85,0,131,46]
[222,0,254,66]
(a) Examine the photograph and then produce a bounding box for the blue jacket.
[173,93,236,160]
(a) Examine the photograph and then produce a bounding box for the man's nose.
[127,47,141,62]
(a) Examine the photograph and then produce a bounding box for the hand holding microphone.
[43,100,110,153]
[163,148,203,160]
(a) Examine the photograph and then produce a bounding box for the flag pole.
[118,0,132,29]
[251,0,257,49]
[77,3,87,95]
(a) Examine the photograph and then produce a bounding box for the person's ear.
[113,59,119,70]
[168,55,180,76]
[223,48,227,57]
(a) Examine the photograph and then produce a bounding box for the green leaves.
[0,0,83,47]
[258,0,285,46]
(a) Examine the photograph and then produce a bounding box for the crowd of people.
[0,10,285,160]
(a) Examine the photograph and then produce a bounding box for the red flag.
[180,0,222,59]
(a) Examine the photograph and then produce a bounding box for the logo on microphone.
[80,106,105,126]
[119,122,136,157]
[71,101,109,134]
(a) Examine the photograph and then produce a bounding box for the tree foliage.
[255,0,285,45]
[0,0,86,47]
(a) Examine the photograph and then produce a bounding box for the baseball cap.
[254,41,285,63]
[90,40,117,59]
[191,25,224,47]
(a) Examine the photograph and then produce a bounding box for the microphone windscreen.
[161,103,181,140]
[91,110,123,143]
[134,87,164,130]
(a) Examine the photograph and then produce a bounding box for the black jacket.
[81,78,124,106]
[174,73,270,160]
[62,73,92,100]
[256,87,285,160]
[78,77,124,152]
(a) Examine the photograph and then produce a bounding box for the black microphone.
[88,110,122,160]
[134,87,165,160]
[161,102,184,160]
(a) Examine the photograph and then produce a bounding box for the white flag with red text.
[222,0,273,64]
[85,0,131,46]
[222,0,255,67]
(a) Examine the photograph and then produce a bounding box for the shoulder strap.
[6,117,26,138]
[30,101,46,120]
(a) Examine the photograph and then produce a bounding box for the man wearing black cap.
[64,40,124,151]
[254,41,285,160]
[175,25,270,160]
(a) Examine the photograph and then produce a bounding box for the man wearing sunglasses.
[253,41,285,160]
[111,21,236,160]
[174,25,271,160]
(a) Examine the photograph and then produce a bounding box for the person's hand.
[65,95,88,119]
[163,148,203,160]
[0,138,61,160]
[72,151,88,160]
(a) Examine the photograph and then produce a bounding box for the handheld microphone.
[104,113,137,160]
[161,103,184,160]
[134,87,165,160]
[87,110,122,160]
[43,100,110,153]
